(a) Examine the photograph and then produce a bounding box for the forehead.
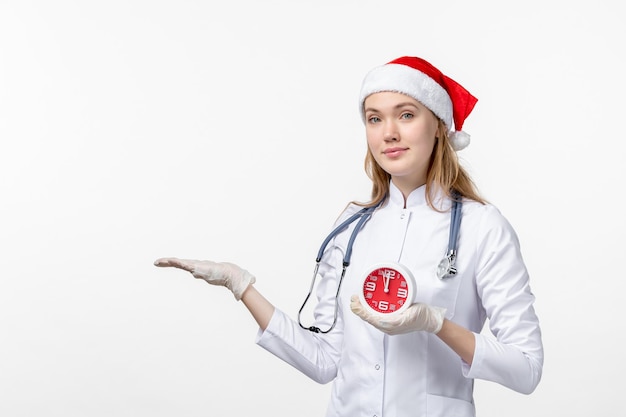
[363,91,426,111]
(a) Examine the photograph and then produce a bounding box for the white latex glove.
[350,295,446,335]
[154,257,256,301]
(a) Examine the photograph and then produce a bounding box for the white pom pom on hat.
[359,56,478,151]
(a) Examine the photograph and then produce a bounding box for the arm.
[240,285,275,330]
[463,207,544,394]
[436,319,476,365]
[350,297,476,365]
[154,256,343,383]
[154,257,274,330]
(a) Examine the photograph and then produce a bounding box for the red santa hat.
[359,56,478,151]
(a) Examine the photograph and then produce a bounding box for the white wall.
[1,1,623,416]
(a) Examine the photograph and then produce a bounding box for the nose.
[383,122,399,142]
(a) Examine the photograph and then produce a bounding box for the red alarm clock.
[359,262,416,315]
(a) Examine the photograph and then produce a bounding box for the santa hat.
[359,56,478,151]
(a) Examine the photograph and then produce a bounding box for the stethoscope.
[298,192,463,333]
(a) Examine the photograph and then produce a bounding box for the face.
[364,91,439,193]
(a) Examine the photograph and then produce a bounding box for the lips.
[383,147,408,158]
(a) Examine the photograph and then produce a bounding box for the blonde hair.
[355,119,486,211]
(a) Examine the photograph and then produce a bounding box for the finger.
[154,257,194,272]
[154,257,177,267]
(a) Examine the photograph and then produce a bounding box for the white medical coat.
[256,183,543,417]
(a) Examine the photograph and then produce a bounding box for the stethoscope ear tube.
[298,265,348,334]
[300,204,381,333]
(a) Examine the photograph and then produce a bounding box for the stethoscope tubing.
[448,192,462,254]
[299,192,462,333]
[300,203,380,333]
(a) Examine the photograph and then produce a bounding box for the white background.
[1,1,624,416]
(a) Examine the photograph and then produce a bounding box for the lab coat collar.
[388,181,449,210]
[389,181,427,208]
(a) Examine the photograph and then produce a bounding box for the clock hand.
[383,270,390,293]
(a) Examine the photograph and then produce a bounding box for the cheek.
[365,129,378,150]
[410,121,438,148]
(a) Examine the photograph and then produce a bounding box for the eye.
[367,115,381,124]
[400,112,414,120]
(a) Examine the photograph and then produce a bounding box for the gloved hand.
[350,295,446,335]
[154,257,256,301]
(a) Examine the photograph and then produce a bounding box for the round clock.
[359,262,416,315]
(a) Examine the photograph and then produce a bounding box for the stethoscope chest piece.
[436,251,457,280]
[437,194,462,280]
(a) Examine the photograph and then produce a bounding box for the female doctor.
[154,56,544,416]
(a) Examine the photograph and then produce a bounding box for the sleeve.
[255,306,341,384]
[255,209,358,384]
[462,206,544,395]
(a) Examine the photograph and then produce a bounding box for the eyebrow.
[364,101,420,114]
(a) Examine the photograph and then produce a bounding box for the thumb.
[350,295,371,319]
[350,294,362,312]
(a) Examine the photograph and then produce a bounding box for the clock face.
[359,263,415,315]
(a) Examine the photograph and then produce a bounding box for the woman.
[155,56,543,417]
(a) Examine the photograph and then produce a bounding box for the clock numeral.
[379,269,396,278]
[378,301,389,311]
[396,288,408,299]
[365,281,376,292]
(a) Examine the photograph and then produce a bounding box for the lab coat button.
[374,364,380,370]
